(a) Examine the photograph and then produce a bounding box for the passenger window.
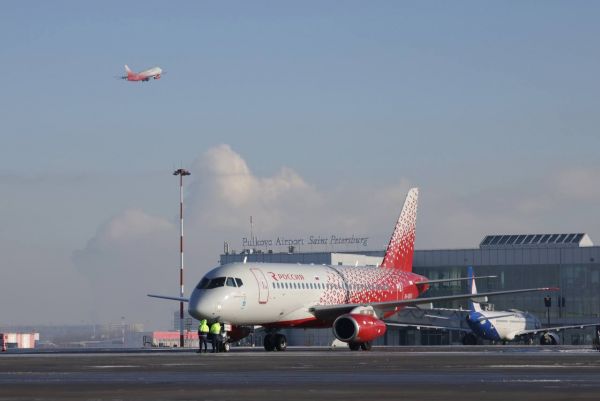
[226,277,236,287]
[272,282,275,289]
[235,278,243,287]
[285,282,288,289]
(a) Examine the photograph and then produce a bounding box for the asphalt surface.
[1,346,600,401]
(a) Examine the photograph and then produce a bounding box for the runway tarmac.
[1,347,599,401]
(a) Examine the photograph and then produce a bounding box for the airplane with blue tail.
[462,266,598,345]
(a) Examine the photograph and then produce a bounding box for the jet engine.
[540,332,559,345]
[332,313,387,343]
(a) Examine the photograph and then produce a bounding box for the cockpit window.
[235,278,243,287]
[206,277,226,289]
[226,277,236,287]
[196,278,210,289]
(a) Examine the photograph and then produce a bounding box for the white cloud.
[72,209,177,327]
[185,144,415,255]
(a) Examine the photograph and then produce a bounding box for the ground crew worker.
[209,321,221,353]
[197,319,209,353]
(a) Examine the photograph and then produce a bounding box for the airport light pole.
[544,296,552,326]
[174,168,191,348]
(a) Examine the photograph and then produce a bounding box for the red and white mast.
[173,168,191,347]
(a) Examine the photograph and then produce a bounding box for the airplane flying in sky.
[119,65,163,82]
[462,266,598,345]
[150,188,558,352]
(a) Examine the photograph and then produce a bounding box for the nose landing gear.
[264,333,287,351]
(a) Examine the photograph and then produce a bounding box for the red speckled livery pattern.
[381,188,418,271]
[318,266,422,306]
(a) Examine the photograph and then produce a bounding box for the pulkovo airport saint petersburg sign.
[242,234,369,249]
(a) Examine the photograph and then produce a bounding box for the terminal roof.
[479,233,593,248]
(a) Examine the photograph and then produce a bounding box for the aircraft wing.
[514,323,600,337]
[308,287,557,322]
[415,275,496,286]
[148,294,189,302]
[384,321,471,332]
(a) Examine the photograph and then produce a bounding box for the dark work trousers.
[198,333,208,352]
[210,333,219,353]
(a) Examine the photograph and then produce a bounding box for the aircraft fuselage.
[467,310,541,341]
[188,262,427,327]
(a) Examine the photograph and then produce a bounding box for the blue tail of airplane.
[467,266,482,312]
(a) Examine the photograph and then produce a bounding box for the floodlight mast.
[173,168,190,347]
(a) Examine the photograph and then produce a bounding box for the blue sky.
[3,1,599,179]
[1,1,599,327]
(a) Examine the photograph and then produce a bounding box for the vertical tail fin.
[124,65,134,78]
[380,187,418,271]
[467,266,482,312]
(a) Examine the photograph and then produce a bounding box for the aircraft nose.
[188,290,219,320]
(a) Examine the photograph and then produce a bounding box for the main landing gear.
[264,333,287,352]
[219,342,231,352]
[348,341,372,351]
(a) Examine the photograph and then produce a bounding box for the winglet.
[125,64,132,73]
[380,187,418,271]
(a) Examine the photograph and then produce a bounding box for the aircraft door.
[250,268,269,304]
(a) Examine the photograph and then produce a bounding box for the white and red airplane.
[119,65,163,82]
[150,188,557,351]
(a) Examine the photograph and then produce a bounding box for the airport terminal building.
[220,233,600,346]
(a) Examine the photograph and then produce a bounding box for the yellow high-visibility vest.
[209,322,221,335]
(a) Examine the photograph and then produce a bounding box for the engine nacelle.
[332,313,386,343]
[540,332,559,345]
